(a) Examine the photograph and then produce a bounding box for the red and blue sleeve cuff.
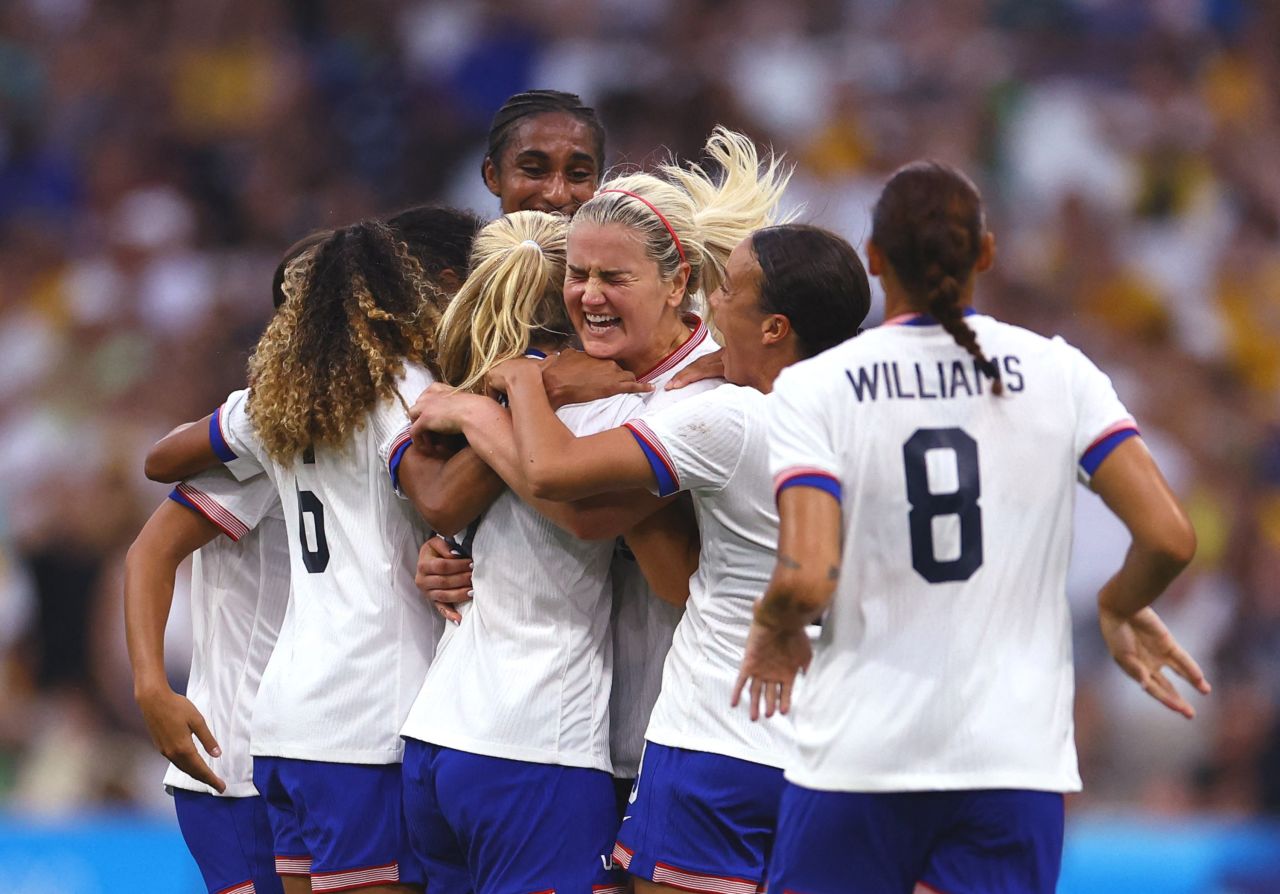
[624,420,679,497]
[168,483,250,541]
[387,426,413,493]
[1080,422,1140,476]
[773,467,842,504]
[209,406,238,463]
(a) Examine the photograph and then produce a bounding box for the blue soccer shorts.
[251,756,423,892]
[614,741,786,894]
[767,784,1064,894]
[401,738,625,894]
[172,789,283,894]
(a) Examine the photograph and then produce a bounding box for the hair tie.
[518,239,543,254]
[598,189,687,263]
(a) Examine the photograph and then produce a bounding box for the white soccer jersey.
[163,468,289,797]
[399,394,641,772]
[606,317,722,778]
[212,373,441,764]
[625,384,794,768]
[769,312,1137,793]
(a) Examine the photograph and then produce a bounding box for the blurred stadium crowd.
[0,0,1277,821]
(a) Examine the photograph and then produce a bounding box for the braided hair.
[483,89,606,177]
[248,219,452,463]
[871,161,1003,395]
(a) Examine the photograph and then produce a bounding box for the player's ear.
[665,262,691,309]
[436,268,463,295]
[866,241,886,277]
[976,231,996,273]
[482,157,502,198]
[762,313,790,347]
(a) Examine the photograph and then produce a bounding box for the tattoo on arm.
[779,553,801,570]
[827,565,840,581]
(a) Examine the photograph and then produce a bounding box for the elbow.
[144,449,178,483]
[525,463,577,503]
[1155,515,1197,572]
[414,497,467,539]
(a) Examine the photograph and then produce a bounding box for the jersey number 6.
[902,427,982,584]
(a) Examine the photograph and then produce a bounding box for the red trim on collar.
[638,314,709,383]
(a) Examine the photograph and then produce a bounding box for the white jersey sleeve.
[1060,339,1139,484]
[374,367,435,498]
[768,365,844,503]
[172,465,277,542]
[624,389,748,497]
[211,389,267,482]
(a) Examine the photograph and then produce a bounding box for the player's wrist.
[133,672,174,702]
[752,597,806,634]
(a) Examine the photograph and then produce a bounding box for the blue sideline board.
[1,812,1277,893]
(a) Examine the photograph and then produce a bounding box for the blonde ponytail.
[435,210,569,393]
[573,126,793,309]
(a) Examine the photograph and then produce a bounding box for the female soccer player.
[481,89,605,216]
[736,162,1210,894]
[125,230,324,894]
[145,206,482,894]
[445,224,870,894]
[400,128,789,894]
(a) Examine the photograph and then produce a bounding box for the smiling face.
[707,237,769,386]
[484,112,601,216]
[564,221,689,374]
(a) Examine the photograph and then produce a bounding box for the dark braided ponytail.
[871,161,1003,395]
[482,89,605,177]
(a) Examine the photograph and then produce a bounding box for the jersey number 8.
[902,428,982,584]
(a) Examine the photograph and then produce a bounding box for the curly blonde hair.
[435,210,570,393]
[246,219,449,463]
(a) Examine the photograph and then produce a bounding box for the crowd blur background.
[0,0,1278,890]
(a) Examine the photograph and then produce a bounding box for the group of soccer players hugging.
[126,89,1210,894]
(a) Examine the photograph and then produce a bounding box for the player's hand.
[1098,605,1210,718]
[136,684,227,793]
[485,356,540,396]
[540,349,653,409]
[666,348,724,390]
[409,384,483,440]
[732,608,813,721]
[415,536,473,624]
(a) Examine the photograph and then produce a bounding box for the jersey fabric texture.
[608,315,721,778]
[624,384,794,768]
[252,757,423,892]
[769,313,1137,794]
[401,740,625,894]
[398,391,639,772]
[172,790,282,894]
[164,468,288,798]
[614,742,786,894]
[766,785,1064,894]
[211,377,441,764]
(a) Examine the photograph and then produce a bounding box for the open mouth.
[584,312,622,335]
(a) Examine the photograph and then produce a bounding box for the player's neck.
[754,345,802,394]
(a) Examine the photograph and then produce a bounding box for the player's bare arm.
[124,499,227,793]
[734,486,842,721]
[144,413,222,482]
[493,356,658,500]
[415,384,675,541]
[622,493,700,607]
[1089,435,1209,718]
